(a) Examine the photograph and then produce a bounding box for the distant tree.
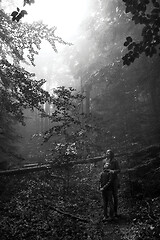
[63,0,137,149]
[63,0,160,150]
[43,86,98,162]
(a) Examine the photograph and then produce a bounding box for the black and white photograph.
[0,0,160,239]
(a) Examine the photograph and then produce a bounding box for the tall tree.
[0,6,68,163]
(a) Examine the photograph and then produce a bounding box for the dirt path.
[90,191,133,240]
[0,169,139,240]
[102,215,131,240]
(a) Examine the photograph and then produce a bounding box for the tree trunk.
[85,85,91,115]
[149,77,159,122]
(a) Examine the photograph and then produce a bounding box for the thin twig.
[52,207,90,223]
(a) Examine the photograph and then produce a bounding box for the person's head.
[106,149,114,161]
[103,162,110,171]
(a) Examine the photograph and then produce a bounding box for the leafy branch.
[122,0,160,65]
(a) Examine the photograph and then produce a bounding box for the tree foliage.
[23,0,35,6]
[62,0,160,153]
[122,0,160,65]
[11,0,35,22]
[0,59,50,123]
[0,6,69,162]
[11,8,28,22]
[0,9,69,65]
[42,86,98,162]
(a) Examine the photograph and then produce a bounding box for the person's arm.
[100,172,109,191]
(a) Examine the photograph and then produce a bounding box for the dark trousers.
[102,186,118,217]
[102,190,114,218]
[112,185,118,215]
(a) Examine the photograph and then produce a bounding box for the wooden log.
[51,152,126,167]
[1,145,159,176]
[0,165,51,176]
[0,154,130,175]
[0,164,66,182]
[0,156,106,175]
[60,155,106,166]
[23,163,39,168]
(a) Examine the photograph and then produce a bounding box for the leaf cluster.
[11,0,35,22]
[23,0,35,6]
[0,10,70,66]
[0,59,50,124]
[11,8,27,22]
[122,0,160,65]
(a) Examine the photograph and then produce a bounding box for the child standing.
[100,162,115,220]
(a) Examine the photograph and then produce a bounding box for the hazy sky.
[2,0,91,90]
[2,0,90,45]
[22,0,90,90]
[22,0,89,41]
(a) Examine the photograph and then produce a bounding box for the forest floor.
[0,164,160,240]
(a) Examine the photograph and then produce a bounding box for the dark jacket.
[100,170,114,193]
[103,159,121,188]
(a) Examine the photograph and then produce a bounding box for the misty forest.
[0,0,160,239]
